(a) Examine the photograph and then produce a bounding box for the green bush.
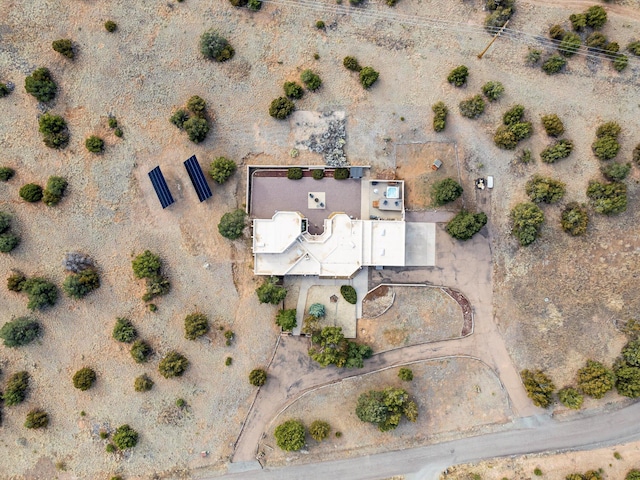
[185,313,209,340]
[113,318,137,343]
[534,468,543,476]
[542,55,567,75]
[432,101,448,132]
[249,368,267,386]
[186,95,206,117]
[283,81,304,99]
[52,39,74,59]
[19,183,43,203]
[577,360,614,398]
[184,117,209,143]
[502,104,524,125]
[559,32,581,57]
[540,139,573,163]
[62,268,100,299]
[601,162,631,181]
[587,181,627,215]
[570,13,586,31]
[521,369,555,408]
[274,419,306,451]
[311,169,324,180]
[104,20,117,32]
[0,212,11,233]
[481,81,504,101]
[225,356,233,366]
[134,374,153,392]
[0,233,20,253]
[218,208,246,239]
[170,109,189,129]
[525,175,566,204]
[446,210,487,240]
[334,167,349,180]
[132,251,162,279]
[42,176,68,206]
[73,367,96,391]
[269,97,295,119]
[199,29,234,62]
[158,351,189,378]
[558,386,583,409]
[7,272,26,291]
[301,69,322,91]
[130,340,152,363]
[356,387,418,431]
[359,66,379,89]
[248,0,262,11]
[229,0,248,6]
[549,24,565,39]
[3,371,30,406]
[22,278,58,310]
[309,420,331,442]
[209,157,237,184]
[430,178,463,206]
[25,409,49,429]
[585,5,607,29]
[114,127,123,137]
[459,95,485,119]
[541,114,564,137]
[225,330,234,346]
[561,202,589,236]
[628,41,640,56]
[343,56,361,72]
[315,20,325,29]
[613,54,629,72]
[586,32,607,50]
[398,367,413,381]
[627,470,640,480]
[340,285,357,304]
[596,121,621,139]
[484,0,514,30]
[0,167,15,181]
[276,309,297,331]
[309,326,372,368]
[0,317,40,347]
[511,202,544,246]
[447,65,468,87]
[256,276,287,304]
[0,83,10,97]
[614,362,640,398]
[287,167,303,180]
[113,424,138,449]
[25,68,57,102]
[39,113,69,149]
[107,117,117,129]
[622,339,640,367]
[526,48,541,65]
[308,303,325,317]
[85,136,105,153]
[493,126,517,150]
[593,137,620,161]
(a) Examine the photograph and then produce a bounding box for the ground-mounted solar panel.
[183,155,212,202]
[148,166,175,209]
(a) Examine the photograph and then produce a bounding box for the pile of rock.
[300,116,348,167]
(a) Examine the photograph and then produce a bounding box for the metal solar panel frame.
[183,155,212,202]
[148,166,175,209]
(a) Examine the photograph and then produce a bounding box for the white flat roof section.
[252,211,302,254]
[404,222,436,267]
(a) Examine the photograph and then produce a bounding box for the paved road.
[219,402,640,479]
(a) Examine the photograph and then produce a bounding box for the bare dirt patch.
[304,285,356,338]
[362,284,394,318]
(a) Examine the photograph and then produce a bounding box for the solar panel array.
[183,155,212,202]
[148,166,175,209]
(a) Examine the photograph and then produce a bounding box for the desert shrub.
[521,369,555,408]
[627,470,640,480]
[585,5,607,29]
[108,117,117,128]
[7,272,26,291]
[287,167,303,180]
[276,309,297,331]
[542,55,567,75]
[104,20,117,32]
[587,181,627,215]
[431,178,463,206]
[0,212,11,234]
[132,250,161,279]
[559,32,581,57]
[25,409,48,429]
[52,39,74,59]
[224,330,235,346]
[113,424,138,449]
[274,419,306,451]
[359,66,379,89]
[622,339,640,367]
[170,109,189,129]
[511,202,544,246]
[613,54,629,72]
[209,157,236,184]
[0,233,20,253]
[85,136,104,153]
[482,81,504,101]
[24,68,57,102]
[502,104,524,125]
[0,167,15,181]
[229,0,247,5]
[283,81,304,99]
[106,444,116,453]
[540,139,573,163]
[586,32,607,50]
[218,208,246,239]
[248,0,262,11]
[42,176,68,206]
[340,285,357,304]
[549,24,565,40]
[446,210,487,240]
[570,13,587,31]
[225,356,232,366]
[301,69,322,91]
[526,48,542,65]
[432,101,448,132]
[356,387,418,431]
[185,313,209,340]
[183,117,209,143]
[114,127,123,137]
[269,97,295,119]
[249,368,267,386]
[308,303,325,318]
[459,95,485,119]
[334,167,349,180]
[3,371,30,406]
[593,137,620,161]
[561,202,589,236]
[256,276,287,304]
[22,278,58,310]
[130,340,152,363]
[447,65,468,87]
[309,326,372,368]
[596,121,621,139]
[614,362,640,398]
[484,0,514,30]
[158,351,189,378]
[186,95,206,117]
[601,162,631,181]
[63,268,100,299]
[311,169,324,180]
[0,83,10,97]
[113,318,137,343]
[19,184,43,203]
[39,112,69,149]
[398,367,414,381]
[343,56,361,71]
[577,360,614,398]
[0,317,40,347]
[628,41,640,56]
[558,387,583,409]
[309,420,331,442]
[541,114,564,137]
[315,20,325,29]
[525,175,566,204]
[73,367,96,391]
[534,468,543,476]
[199,29,234,62]
[134,374,153,392]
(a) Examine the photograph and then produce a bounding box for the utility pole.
[477,20,510,59]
